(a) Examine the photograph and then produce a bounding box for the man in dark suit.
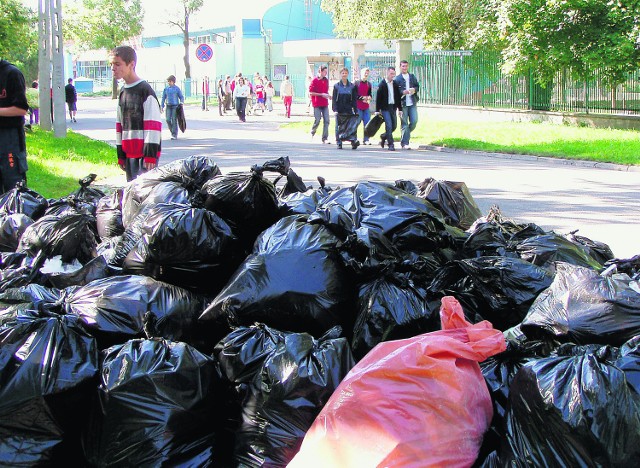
[394,60,420,150]
[375,66,402,151]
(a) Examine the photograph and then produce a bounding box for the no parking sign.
[195,44,213,62]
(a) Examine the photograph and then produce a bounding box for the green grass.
[281,117,640,166]
[25,127,122,199]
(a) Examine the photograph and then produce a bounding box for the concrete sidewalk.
[70,96,640,259]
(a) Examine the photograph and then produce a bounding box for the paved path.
[71,96,640,259]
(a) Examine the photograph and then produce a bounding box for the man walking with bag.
[161,75,184,140]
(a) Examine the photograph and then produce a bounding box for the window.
[273,64,287,80]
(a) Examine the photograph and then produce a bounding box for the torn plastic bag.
[416,178,482,230]
[288,296,506,468]
[83,339,219,466]
[510,232,603,271]
[64,274,214,351]
[0,310,98,466]
[352,267,440,360]
[96,188,124,239]
[214,324,354,467]
[201,162,283,248]
[0,180,48,220]
[501,342,640,466]
[121,203,239,293]
[0,213,33,252]
[521,262,640,346]
[428,256,553,330]
[43,254,110,289]
[336,114,359,142]
[200,215,357,338]
[16,212,99,265]
[122,180,191,228]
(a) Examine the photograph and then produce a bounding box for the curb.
[417,145,640,172]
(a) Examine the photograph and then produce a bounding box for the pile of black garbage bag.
[1,155,639,466]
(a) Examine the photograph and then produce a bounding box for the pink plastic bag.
[288,296,507,468]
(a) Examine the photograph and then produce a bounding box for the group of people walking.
[309,60,419,151]
[214,73,280,122]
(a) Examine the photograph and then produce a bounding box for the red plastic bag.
[288,296,507,468]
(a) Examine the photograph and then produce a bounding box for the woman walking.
[233,77,250,122]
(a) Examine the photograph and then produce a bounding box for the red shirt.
[356,80,372,110]
[309,76,329,107]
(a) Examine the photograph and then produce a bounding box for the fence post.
[396,39,412,70]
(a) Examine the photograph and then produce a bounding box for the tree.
[64,0,144,98]
[0,0,38,81]
[320,0,486,49]
[496,0,640,96]
[164,0,204,80]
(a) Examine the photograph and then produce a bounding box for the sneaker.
[364,141,371,145]
[401,145,411,150]
[73,118,77,122]
[322,140,332,145]
[351,140,360,150]
[379,138,386,148]
[337,142,343,149]
[388,145,395,151]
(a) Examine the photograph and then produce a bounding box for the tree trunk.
[112,77,119,99]
[183,10,191,79]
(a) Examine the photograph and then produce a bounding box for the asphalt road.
[70,96,640,259]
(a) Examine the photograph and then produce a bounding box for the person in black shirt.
[0,59,29,192]
[65,78,78,122]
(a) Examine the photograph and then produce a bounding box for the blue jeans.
[381,109,397,147]
[311,106,330,141]
[400,104,418,147]
[357,108,370,142]
[165,105,178,138]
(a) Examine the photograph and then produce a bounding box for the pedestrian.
[202,76,210,111]
[309,65,331,144]
[280,75,294,118]
[265,81,275,112]
[233,77,250,122]
[65,77,78,122]
[26,80,40,128]
[0,58,29,193]
[110,45,162,182]
[253,78,266,114]
[224,75,233,111]
[394,60,419,150]
[160,74,184,140]
[355,67,373,145]
[217,79,225,116]
[375,66,402,151]
[332,67,359,150]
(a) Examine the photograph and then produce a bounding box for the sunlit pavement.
[71,96,640,259]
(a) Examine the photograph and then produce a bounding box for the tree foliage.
[320,0,486,49]
[496,0,640,88]
[0,0,38,80]
[164,0,205,79]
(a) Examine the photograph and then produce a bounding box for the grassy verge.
[25,127,122,199]
[281,117,640,166]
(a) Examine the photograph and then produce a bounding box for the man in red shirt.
[308,65,331,144]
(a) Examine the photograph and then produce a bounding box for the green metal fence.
[411,50,640,115]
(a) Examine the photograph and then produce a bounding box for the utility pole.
[38,0,66,137]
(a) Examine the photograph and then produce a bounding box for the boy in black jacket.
[375,66,403,151]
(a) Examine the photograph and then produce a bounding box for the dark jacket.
[394,72,420,105]
[332,80,358,115]
[65,83,77,104]
[375,79,402,113]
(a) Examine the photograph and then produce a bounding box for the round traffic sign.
[196,44,213,62]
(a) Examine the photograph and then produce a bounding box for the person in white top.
[280,76,295,118]
[375,66,402,151]
[233,77,250,122]
[393,60,420,150]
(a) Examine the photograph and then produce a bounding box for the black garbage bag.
[121,155,221,227]
[109,204,154,267]
[336,114,359,142]
[510,232,603,272]
[200,215,357,338]
[521,262,640,346]
[214,324,355,467]
[278,177,333,216]
[68,173,106,206]
[0,213,33,252]
[416,178,482,230]
[201,164,283,248]
[363,112,383,139]
[0,283,64,323]
[0,253,41,293]
[43,254,111,289]
[0,180,48,220]
[563,229,615,265]
[275,167,308,198]
[428,256,554,330]
[44,195,98,217]
[501,342,640,466]
[0,310,98,465]
[83,339,220,466]
[352,267,440,360]
[122,180,192,228]
[64,274,215,351]
[96,188,124,239]
[176,103,186,132]
[17,212,99,265]
[604,254,640,280]
[394,179,418,195]
[121,203,239,293]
